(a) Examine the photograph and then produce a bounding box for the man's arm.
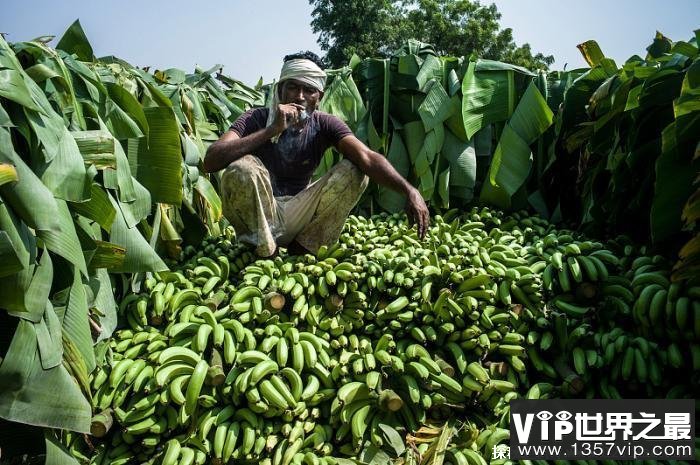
[203,127,276,173]
[337,135,430,238]
[203,103,306,173]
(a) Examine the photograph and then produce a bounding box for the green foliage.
[309,0,554,70]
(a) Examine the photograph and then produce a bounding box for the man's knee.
[334,159,369,189]
[222,156,268,192]
[224,155,261,180]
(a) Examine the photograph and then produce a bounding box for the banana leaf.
[416,55,444,91]
[10,248,54,323]
[55,20,94,62]
[117,174,153,229]
[674,59,700,118]
[91,268,117,342]
[0,102,12,127]
[72,130,117,169]
[418,79,454,131]
[0,200,35,311]
[0,192,31,279]
[377,131,410,213]
[12,40,86,131]
[59,267,95,373]
[0,230,25,278]
[320,69,366,131]
[480,83,553,208]
[0,319,91,433]
[402,121,426,163]
[34,301,63,370]
[445,95,468,141]
[29,125,93,202]
[650,113,700,243]
[38,198,88,277]
[195,176,223,222]
[0,37,41,111]
[68,183,116,232]
[441,128,476,201]
[45,430,81,465]
[107,193,167,273]
[126,106,183,205]
[88,241,126,269]
[462,60,537,140]
[102,127,137,203]
[577,40,606,67]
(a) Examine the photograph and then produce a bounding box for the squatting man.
[204,52,429,257]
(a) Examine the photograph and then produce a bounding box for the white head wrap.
[266,58,327,140]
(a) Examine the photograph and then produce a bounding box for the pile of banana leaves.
[0,19,262,452]
[542,34,699,282]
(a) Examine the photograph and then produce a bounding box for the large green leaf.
[126,106,183,205]
[61,267,96,373]
[418,79,454,131]
[38,198,88,277]
[0,319,91,432]
[194,176,222,222]
[481,82,553,208]
[0,128,61,232]
[0,230,24,278]
[72,130,118,170]
[650,114,699,242]
[461,61,516,140]
[13,40,87,131]
[416,55,444,91]
[34,302,63,370]
[107,193,167,273]
[441,128,476,201]
[105,82,149,136]
[116,175,152,228]
[56,19,94,62]
[481,123,531,205]
[0,201,35,312]
[29,124,92,202]
[320,69,366,131]
[445,95,468,141]
[104,99,145,140]
[0,37,41,111]
[92,268,117,342]
[508,83,555,144]
[377,131,410,213]
[88,240,127,269]
[69,183,116,232]
[45,430,81,465]
[402,121,426,163]
[674,59,700,118]
[12,248,54,323]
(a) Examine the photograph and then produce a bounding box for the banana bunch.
[78,207,700,465]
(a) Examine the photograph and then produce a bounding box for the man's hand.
[272,103,306,135]
[405,187,430,239]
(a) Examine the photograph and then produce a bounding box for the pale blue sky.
[2,1,698,85]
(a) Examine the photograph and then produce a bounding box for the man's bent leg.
[221,155,282,257]
[292,159,369,254]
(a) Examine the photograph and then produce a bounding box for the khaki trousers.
[221,155,369,256]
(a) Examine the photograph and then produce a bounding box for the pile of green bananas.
[70,207,698,465]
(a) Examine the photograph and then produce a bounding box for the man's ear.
[318,91,324,101]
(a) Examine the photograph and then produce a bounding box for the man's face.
[279,79,323,112]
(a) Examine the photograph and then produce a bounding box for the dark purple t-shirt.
[229,108,353,196]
